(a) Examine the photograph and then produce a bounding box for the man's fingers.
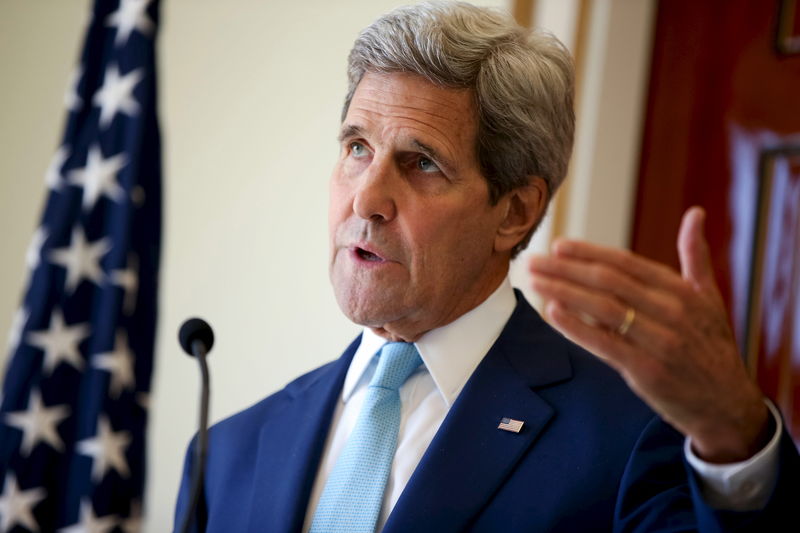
[550,238,683,293]
[529,255,682,321]
[532,275,627,330]
[532,274,674,351]
[677,206,717,290]
[544,300,634,370]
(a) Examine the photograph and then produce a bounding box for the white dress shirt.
[302,278,781,531]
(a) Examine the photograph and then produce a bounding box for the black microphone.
[178,318,214,533]
[179,318,215,356]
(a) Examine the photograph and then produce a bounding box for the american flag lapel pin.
[498,417,524,433]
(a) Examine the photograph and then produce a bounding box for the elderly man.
[175,2,799,532]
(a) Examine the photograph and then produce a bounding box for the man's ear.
[494,177,548,253]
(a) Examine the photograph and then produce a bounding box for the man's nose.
[352,156,398,222]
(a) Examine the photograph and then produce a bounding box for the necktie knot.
[370,342,422,391]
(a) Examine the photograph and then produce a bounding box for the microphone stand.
[178,339,210,533]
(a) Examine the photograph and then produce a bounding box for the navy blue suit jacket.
[175,292,800,532]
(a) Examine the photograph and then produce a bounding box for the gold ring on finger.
[617,307,636,336]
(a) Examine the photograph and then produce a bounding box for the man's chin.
[336,295,400,327]
[337,298,431,342]
[341,306,397,329]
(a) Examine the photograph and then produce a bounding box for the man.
[175,3,799,531]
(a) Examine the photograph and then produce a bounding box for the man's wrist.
[684,399,782,511]
[688,387,773,464]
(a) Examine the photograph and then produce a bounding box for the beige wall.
[0,0,655,530]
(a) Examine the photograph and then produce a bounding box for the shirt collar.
[342,277,516,406]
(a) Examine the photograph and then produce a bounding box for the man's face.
[328,72,511,341]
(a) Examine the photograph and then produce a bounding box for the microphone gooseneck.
[178,317,214,533]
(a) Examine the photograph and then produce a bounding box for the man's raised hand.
[529,207,771,463]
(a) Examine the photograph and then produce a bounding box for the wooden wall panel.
[632,0,800,441]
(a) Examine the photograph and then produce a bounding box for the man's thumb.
[678,206,716,290]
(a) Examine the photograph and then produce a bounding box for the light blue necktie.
[310,342,422,533]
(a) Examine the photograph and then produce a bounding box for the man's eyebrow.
[337,124,364,142]
[412,139,455,172]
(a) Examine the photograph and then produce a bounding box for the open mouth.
[355,247,383,262]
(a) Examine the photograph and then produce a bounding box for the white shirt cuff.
[684,399,782,511]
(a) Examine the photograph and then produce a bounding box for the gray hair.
[343,1,575,255]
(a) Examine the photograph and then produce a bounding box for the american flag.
[497,417,524,434]
[0,0,161,531]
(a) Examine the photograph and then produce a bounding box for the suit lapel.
[384,294,573,533]
[245,336,360,533]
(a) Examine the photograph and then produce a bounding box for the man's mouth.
[355,247,384,262]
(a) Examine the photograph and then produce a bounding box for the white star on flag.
[26,308,90,375]
[58,499,117,533]
[4,389,71,456]
[64,66,83,112]
[68,145,127,212]
[112,254,139,316]
[0,474,46,533]
[92,64,143,128]
[93,331,136,399]
[6,307,29,353]
[106,0,155,47]
[49,226,112,295]
[76,416,131,482]
[26,226,49,272]
[45,146,70,191]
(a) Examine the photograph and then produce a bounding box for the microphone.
[178,318,214,533]
[179,317,215,356]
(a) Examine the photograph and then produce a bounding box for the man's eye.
[417,157,440,173]
[350,142,367,157]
